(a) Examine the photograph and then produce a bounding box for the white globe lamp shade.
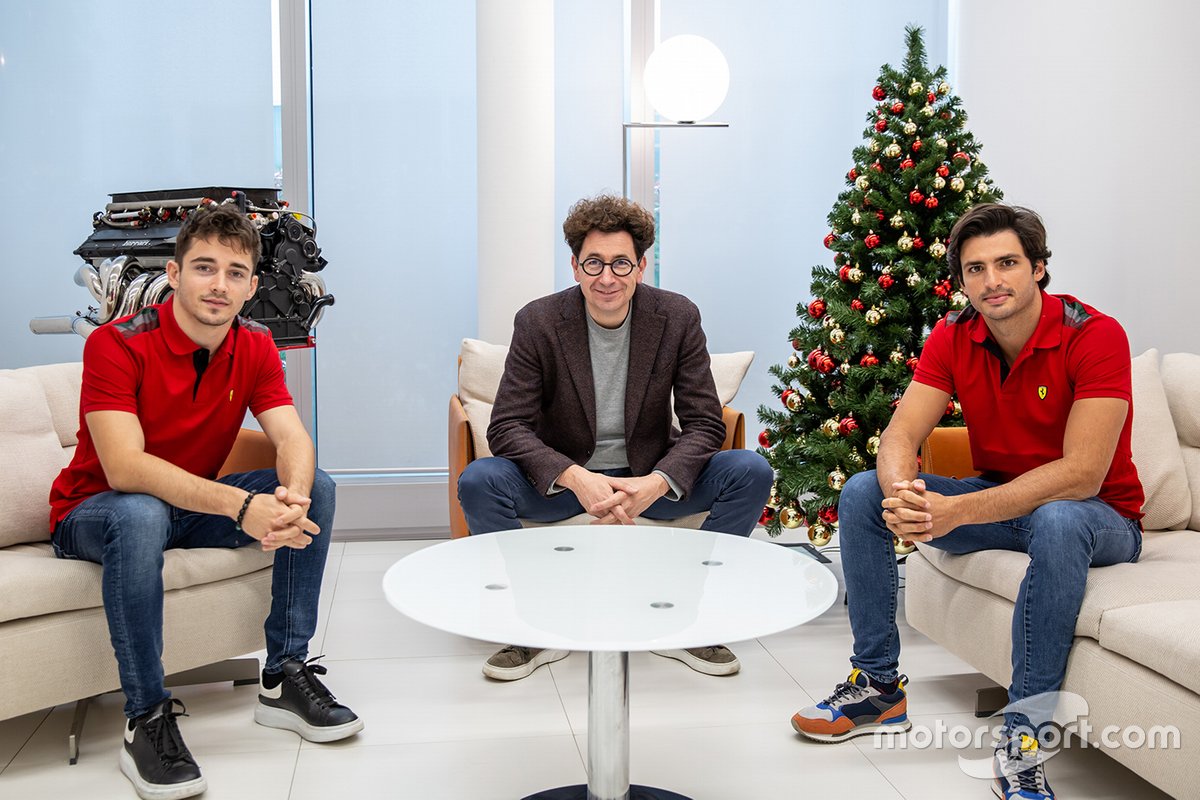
[643,34,730,123]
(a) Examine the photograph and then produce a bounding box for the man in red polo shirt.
[789,204,1143,800]
[50,204,361,800]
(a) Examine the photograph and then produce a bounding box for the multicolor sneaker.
[993,734,1055,799]
[790,668,911,742]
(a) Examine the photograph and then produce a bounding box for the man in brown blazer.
[458,195,773,681]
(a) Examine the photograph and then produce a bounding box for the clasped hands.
[881,478,961,543]
[239,486,321,551]
[560,465,668,525]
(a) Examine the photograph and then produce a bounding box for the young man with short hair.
[789,203,1143,800]
[458,195,774,681]
[50,204,361,800]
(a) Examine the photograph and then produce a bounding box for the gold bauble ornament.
[894,536,916,555]
[848,267,864,283]
[808,522,833,547]
[840,362,851,374]
[870,139,882,153]
[890,349,905,364]
[855,175,871,191]
[907,272,921,288]
[767,488,782,509]
[903,121,917,136]
[977,180,990,194]
[865,308,883,325]
[938,81,950,95]
[936,137,948,148]
[851,210,862,224]
[828,469,847,491]
[965,190,975,201]
[932,175,946,190]
[829,327,845,344]
[779,506,803,529]
[787,353,801,368]
[951,291,969,309]
[908,80,924,95]
[950,176,965,192]
[821,418,840,438]
[786,391,804,412]
[890,212,905,229]
[920,104,934,118]
[929,238,947,259]
[897,232,914,252]
[883,142,902,158]
[822,314,837,329]
[866,434,881,456]
[848,450,864,467]
[952,400,963,416]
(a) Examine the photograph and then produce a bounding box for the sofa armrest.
[448,394,475,538]
[721,406,745,451]
[919,426,978,479]
[218,428,277,477]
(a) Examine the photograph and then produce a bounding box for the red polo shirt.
[49,297,293,532]
[913,291,1143,520]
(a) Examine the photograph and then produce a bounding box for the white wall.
[953,0,1200,355]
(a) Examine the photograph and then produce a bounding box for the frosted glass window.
[1,1,275,370]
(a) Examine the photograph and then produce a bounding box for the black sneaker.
[119,698,206,800]
[254,656,363,742]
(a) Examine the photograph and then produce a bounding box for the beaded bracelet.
[234,491,256,531]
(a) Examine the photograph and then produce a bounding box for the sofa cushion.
[0,369,73,547]
[1098,599,1200,696]
[0,542,275,625]
[915,529,1200,640]
[1130,350,1191,530]
[1161,353,1200,530]
[28,362,84,447]
[458,338,753,459]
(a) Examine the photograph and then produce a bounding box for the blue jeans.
[53,468,336,719]
[838,470,1141,732]
[458,449,773,536]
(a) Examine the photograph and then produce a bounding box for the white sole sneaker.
[119,748,207,800]
[482,648,570,681]
[253,703,365,742]
[651,648,741,676]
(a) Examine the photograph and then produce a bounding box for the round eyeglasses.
[579,257,637,277]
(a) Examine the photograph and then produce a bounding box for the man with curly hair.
[459,194,773,681]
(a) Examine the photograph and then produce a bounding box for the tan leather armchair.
[919,426,979,479]
[448,392,745,538]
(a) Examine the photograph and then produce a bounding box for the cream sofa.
[0,362,276,758]
[906,350,1200,799]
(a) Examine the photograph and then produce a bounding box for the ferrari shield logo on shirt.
[1037,385,1048,400]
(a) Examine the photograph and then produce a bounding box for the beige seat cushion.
[0,542,275,625]
[915,530,1200,640]
[1098,599,1200,695]
[1130,349,1191,530]
[0,365,82,547]
[1161,353,1200,530]
[458,338,752,459]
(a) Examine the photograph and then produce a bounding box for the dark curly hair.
[947,203,1051,290]
[174,203,262,268]
[562,195,656,261]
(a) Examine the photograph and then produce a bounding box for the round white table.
[383,525,837,800]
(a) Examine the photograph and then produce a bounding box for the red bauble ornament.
[912,139,922,152]
[937,164,950,177]
[875,119,887,132]
[924,196,939,209]
[860,353,880,367]
[873,85,886,101]
[913,236,925,249]
[807,348,823,369]
[900,157,914,170]
[848,167,857,181]
[824,232,835,248]
[792,338,803,351]
[871,161,884,172]
[953,151,970,164]
[933,279,952,298]
[864,233,881,249]
[878,274,895,290]
[759,507,776,526]
[891,101,905,114]
[945,400,957,417]
[781,389,795,407]
[927,91,936,104]
[807,298,827,319]
[940,111,951,120]
[758,430,772,448]
[906,356,920,372]
[818,506,839,525]
[838,265,852,281]
[875,210,885,221]
[851,299,865,312]
[838,416,859,436]
[909,189,925,204]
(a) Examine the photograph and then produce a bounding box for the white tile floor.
[0,538,1174,800]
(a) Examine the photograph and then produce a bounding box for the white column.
[477,0,556,345]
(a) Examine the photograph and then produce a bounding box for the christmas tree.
[756,26,1002,548]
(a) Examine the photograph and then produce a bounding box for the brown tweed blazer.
[486,283,727,497]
